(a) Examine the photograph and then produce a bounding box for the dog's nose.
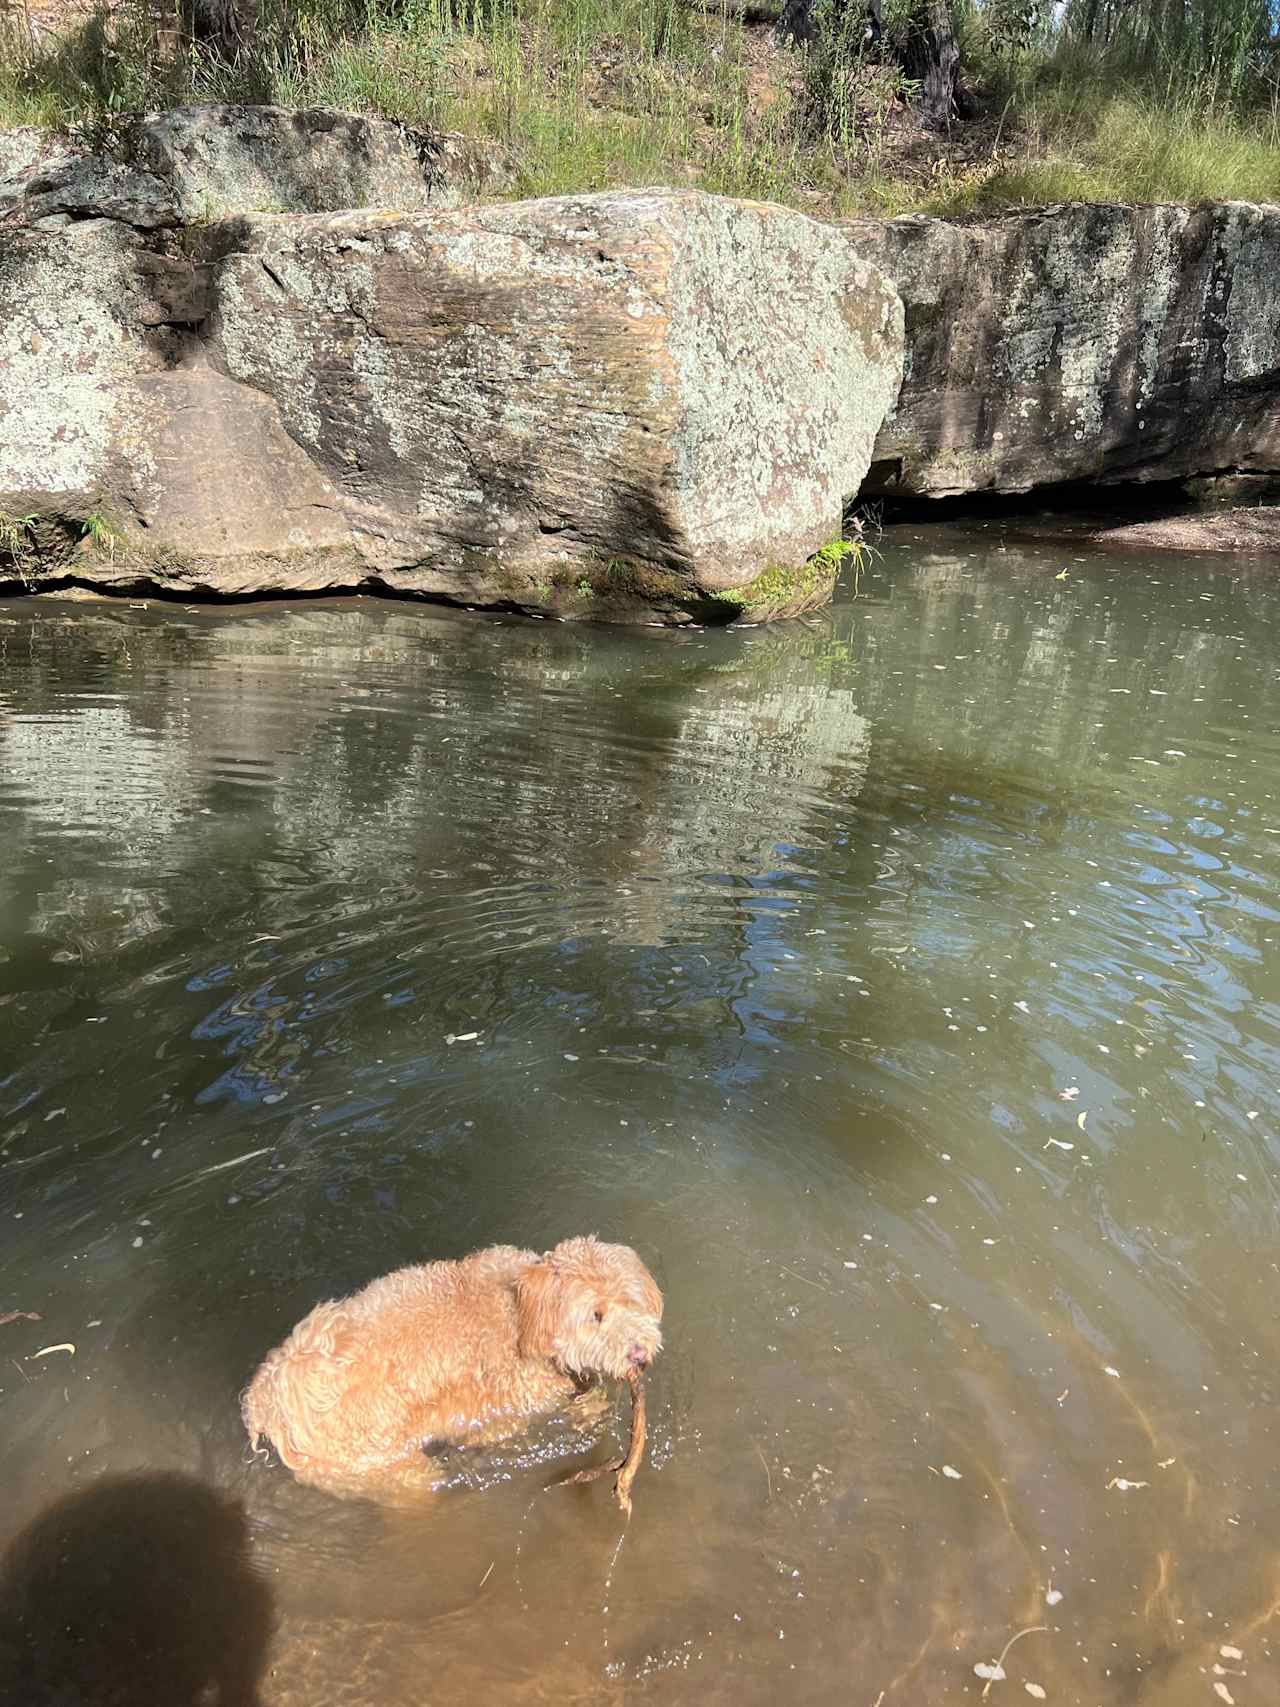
[629,1346,649,1368]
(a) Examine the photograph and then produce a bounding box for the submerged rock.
[843,201,1280,499]
[1093,505,1280,554]
[1,190,903,622]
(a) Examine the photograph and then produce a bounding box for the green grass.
[4,0,1280,216]
[80,510,125,559]
[928,48,1280,214]
[0,511,36,556]
[0,0,818,206]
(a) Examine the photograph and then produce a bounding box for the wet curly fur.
[243,1236,663,1496]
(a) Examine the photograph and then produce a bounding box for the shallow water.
[2,534,1280,1705]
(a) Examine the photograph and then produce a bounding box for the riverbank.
[4,105,1279,626]
[6,0,1280,218]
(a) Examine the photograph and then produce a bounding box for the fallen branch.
[553,1366,647,1518]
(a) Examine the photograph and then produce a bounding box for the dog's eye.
[593,1307,606,1323]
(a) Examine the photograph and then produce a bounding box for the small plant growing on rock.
[0,511,39,589]
[0,510,36,559]
[80,511,124,561]
[712,531,866,618]
[812,531,866,595]
[810,534,864,572]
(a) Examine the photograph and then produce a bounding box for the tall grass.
[3,0,1280,215]
[1059,0,1274,108]
[0,0,815,203]
[929,25,1280,213]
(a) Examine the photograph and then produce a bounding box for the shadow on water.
[0,1472,273,1707]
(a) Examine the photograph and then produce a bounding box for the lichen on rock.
[842,200,1280,499]
[0,183,903,623]
[0,105,512,231]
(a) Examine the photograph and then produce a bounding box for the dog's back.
[242,1247,538,1484]
[241,1239,659,1495]
[242,1296,355,1475]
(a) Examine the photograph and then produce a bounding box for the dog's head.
[516,1235,663,1380]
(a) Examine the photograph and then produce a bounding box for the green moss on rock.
[709,539,858,621]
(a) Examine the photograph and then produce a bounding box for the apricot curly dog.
[243,1236,662,1495]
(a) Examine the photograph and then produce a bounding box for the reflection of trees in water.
[2,703,195,843]
[0,554,1269,977]
[0,556,1267,1109]
[1,607,871,949]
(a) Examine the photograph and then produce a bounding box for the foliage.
[932,85,1280,212]
[0,511,36,557]
[80,511,124,559]
[810,534,864,572]
[0,511,41,591]
[1059,0,1274,107]
[0,0,809,204]
[2,0,1280,216]
[712,534,862,616]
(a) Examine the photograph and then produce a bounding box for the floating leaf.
[974,1663,1006,1682]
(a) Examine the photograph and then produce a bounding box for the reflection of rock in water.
[1,705,195,850]
[604,674,870,945]
[675,680,870,859]
[0,1472,271,1707]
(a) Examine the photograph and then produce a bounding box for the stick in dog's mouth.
[553,1366,647,1518]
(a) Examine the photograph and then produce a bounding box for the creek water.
[2,533,1279,1706]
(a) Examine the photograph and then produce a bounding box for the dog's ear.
[638,1268,664,1321]
[515,1260,561,1361]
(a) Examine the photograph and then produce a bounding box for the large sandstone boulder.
[2,106,511,229]
[0,220,163,516]
[0,190,904,622]
[842,201,1280,498]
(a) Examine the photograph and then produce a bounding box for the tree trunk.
[895,0,959,132]
[775,0,881,51]
[774,0,818,47]
[775,0,954,134]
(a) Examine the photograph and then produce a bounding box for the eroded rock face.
[0,220,166,508]
[2,106,511,229]
[0,190,904,622]
[145,105,511,221]
[842,201,1280,498]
